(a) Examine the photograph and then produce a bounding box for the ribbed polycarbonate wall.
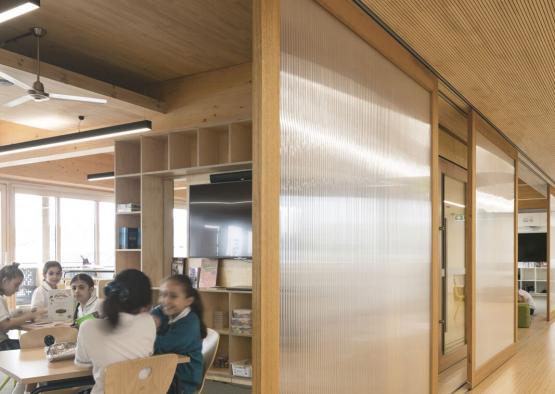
[551,193,555,317]
[280,0,432,392]
[475,133,515,368]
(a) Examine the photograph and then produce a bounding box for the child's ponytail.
[189,287,207,339]
[101,269,151,329]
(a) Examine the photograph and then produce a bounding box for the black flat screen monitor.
[518,233,547,262]
[189,181,252,258]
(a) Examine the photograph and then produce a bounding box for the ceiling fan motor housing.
[28,80,49,101]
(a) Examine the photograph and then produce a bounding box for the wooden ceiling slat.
[361,0,555,181]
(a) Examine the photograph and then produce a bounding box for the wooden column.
[252,0,280,393]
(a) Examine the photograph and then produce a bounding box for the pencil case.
[45,342,77,362]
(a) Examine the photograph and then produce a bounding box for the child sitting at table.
[151,275,206,394]
[71,274,102,326]
[0,263,42,351]
[74,269,156,394]
[31,261,63,308]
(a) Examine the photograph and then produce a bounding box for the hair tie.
[104,280,129,302]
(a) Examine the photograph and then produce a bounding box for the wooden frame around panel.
[550,186,555,320]
[252,0,280,393]
[431,90,440,394]
[467,111,519,388]
[438,158,468,374]
[467,111,477,387]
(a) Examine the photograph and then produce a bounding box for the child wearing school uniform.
[151,275,206,394]
[75,269,156,394]
[31,261,63,308]
[0,263,42,351]
[70,274,102,325]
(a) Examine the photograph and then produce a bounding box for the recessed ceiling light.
[0,1,40,24]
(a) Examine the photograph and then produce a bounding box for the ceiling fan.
[0,27,107,108]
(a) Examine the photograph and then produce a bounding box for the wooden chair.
[20,326,78,349]
[96,279,112,300]
[104,354,178,394]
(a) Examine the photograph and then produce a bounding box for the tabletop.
[0,347,91,384]
[0,348,191,385]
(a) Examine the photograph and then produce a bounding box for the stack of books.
[116,203,141,213]
[231,309,252,336]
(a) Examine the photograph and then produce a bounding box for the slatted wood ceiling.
[360,0,555,181]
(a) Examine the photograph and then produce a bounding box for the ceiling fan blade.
[49,93,107,104]
[4,95,33,108]
[0,71,32,90]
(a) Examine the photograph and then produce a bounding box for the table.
[0,348,190,386]
[0,348,91,385]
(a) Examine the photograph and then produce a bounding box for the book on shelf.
[188,267,201,289]
[199,259,218,288]
[119,227,140,249]
[116,203,141,213]
[171,258,185,275]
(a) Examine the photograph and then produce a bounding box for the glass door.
[439,161,468,371]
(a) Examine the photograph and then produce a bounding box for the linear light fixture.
[87,171,114,181]
[0,1,40,24]
[0,120,151,156]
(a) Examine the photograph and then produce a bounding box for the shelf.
[198,287,230,293]
[207,368,231,381]
[116,249,141,252]
[215,328,230,336]
[115,173,141,179]
[116,211,141,215]
[232,376,252,386]
[231,332,252,338]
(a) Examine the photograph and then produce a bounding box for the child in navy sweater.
[152,275,206,394]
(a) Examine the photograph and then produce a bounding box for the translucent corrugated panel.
[280,0,432,392]
[475,133,515,368]
[551,193,555,317]
[519,162,548,197]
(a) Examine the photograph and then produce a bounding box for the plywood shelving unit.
[114,121,253,386]
[200,288,253,386]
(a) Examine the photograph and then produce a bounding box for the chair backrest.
[96,279,111,300]
[197,328,220,393]
[20,326,78,349]
[104,354,178,394]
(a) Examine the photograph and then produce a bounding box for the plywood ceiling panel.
[360,0,555,181]
[0,0,251,91]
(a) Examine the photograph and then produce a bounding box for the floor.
[0,376,250,394]
[468,312,552,393]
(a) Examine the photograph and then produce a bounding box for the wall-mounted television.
[518,233,547,262]
[189,181,252,258]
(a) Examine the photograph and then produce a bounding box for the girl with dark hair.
[0,263,42,351]
[152,275,207,394]
[74,269,156,394]
[70,274,102,325]
[31,260,63,308]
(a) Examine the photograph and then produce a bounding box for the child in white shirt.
[31,261,63,308]
[0,263,42,351]
[70,274,102,325]
[75,269,156,394]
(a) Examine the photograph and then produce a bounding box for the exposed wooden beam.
[0,48,165,113]
[0,154,114,191]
